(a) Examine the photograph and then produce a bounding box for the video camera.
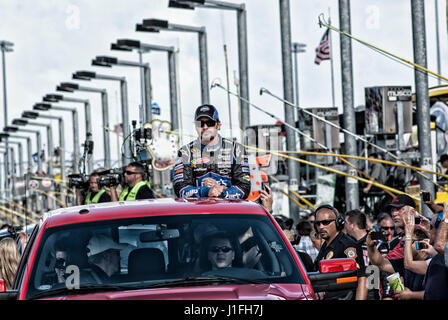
[96,168,124,189]
[68,173,89,189]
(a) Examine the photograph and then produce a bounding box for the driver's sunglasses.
[313,219,335,227]
[195,119,217,128]
[209,246,233,253]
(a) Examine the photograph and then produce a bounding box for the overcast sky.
[1,0,447,170]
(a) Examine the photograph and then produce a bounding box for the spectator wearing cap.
[173,104,251,200]
[367,199,430,300]
[384,194,417,259]
[86,234,128,281]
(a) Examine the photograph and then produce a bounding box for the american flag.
[314,29,331,65]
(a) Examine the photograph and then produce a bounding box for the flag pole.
[329,7,336,108]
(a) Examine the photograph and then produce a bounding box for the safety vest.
[85,189,106,204]
[119,181,151,201]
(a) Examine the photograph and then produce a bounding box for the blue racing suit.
[173,136,251,199]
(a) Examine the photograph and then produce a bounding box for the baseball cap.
[86,234,127,257]
[194,104,219,121]
[386,194,416,210]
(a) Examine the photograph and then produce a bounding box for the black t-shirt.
[84,190,111,204]
[423,254,448,300]
[296,250,314,272]
[389,258,425,292]
[121,184,155,200]
[314,232,366,300]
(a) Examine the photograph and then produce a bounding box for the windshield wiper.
[29,284,134,300]
[143,276,266,289]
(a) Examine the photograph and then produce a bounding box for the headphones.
[313,204,345,232]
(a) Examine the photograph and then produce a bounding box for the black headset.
[313,204,345,232]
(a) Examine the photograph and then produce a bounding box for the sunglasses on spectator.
[209,246,233,253]
[381,226,395,231]
[124,170,140,175]
[313,219,335,227]
[196,119,217,128]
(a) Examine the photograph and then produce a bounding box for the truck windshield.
[26,214,304,299]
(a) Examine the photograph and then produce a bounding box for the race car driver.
[173,104,251,199]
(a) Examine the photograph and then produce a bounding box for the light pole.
[0,142,14,204]
[291,43,306,117]
[93,54,152,125]
[58,82,111,169]
[0,40,13,208]
[4,125,42,174]
[1,138,23,177]
[339,0,360,211]
[35,102,80,173]
[138,19,209,104]
[72,71,131,166]
[113,39,179,131]
[278,0,300,219]
[22,111,66,204]
[168,0,250,131]
[5,134,32,174]
[0,140,20,206]
[44,93,93,173]
[13,118,55,209]
[4,125,45,213]
[12,120,53,179]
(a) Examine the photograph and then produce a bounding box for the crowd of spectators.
[273,191,448,300]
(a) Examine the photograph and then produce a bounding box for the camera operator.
[110,161,155,201]
[75,171,111,205]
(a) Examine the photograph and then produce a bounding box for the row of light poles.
[0,8,216,214]
[1,1,308,221]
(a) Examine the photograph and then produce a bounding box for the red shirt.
[385,236,404,259]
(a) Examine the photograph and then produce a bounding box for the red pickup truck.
[0,198,358,300]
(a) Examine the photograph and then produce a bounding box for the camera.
[68,173,89,189]
[415,215,422,225]
[415,241,427,250]
[96,168,124,188]
[370,230,387,242]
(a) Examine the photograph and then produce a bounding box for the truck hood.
[45,283,313,300]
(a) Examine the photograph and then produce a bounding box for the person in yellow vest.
[75,171,111,205]
[110,161,155,201]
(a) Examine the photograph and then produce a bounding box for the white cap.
[86,234,127,257]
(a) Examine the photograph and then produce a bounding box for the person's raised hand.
[260,185,273,212]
